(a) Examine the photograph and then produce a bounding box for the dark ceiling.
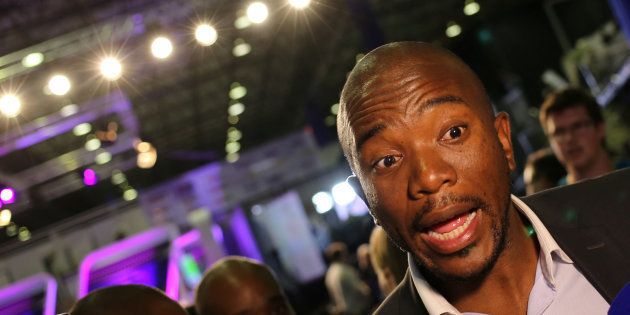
[0,0,616,244]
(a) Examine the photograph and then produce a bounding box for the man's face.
[546,105,604,171]
[346,62,515,281]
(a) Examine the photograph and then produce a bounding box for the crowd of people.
[61,234,403,315]
[59,41,629,315]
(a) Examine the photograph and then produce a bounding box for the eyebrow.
[355,95,467,151]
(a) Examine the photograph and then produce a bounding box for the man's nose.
[407,150,457,199]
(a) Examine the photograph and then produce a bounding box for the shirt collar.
[408,194,572,315]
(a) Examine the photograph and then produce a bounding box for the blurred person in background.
[540,88,627,184]
[195,256,295,315]
[523,147,567,195]
[356,243,382,309]
[67,284,187,315]
[369,226,407,297]
[324,242,371,315]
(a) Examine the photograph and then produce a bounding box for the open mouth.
[419,208,480,254]
[426,210,477,240]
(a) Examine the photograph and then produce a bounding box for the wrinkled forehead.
[343,61,491,130]
[337,43,493,166]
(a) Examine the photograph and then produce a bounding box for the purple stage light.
[0,273,58,315]
[0,188,15,204]
[78,225,180,300]
[83,169,98,186]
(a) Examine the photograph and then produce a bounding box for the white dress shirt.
[408,194,610,315]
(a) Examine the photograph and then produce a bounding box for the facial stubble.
[415,178,513,283]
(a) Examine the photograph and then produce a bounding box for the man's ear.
[347,174,380,225]
[494,112,516,171]
[347,174,368,205]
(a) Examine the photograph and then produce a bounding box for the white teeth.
[427,211,477,241]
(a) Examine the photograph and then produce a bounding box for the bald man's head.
[195,256,294,315]
[335,41,517,283]
[69,285,187,315]
[338,41,493,170]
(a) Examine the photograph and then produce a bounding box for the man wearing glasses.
[539,88,625,185]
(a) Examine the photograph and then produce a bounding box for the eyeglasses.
[549,119,594,141]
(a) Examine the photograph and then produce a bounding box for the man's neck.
[567,150,612,184]
[433,205,539,315]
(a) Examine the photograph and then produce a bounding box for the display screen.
[0,273,57,315]
[0,293,44,315]
[86,243,170,292]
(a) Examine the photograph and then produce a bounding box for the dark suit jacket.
[374,168,630,314]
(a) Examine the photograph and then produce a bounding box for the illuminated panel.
[0,273,57,315]
[171,226,225,290]
[78,226,179,300]
[172,229,203,290]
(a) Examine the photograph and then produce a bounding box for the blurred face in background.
[545,105,605,172]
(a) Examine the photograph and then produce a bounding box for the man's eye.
[443,126,466,140]
[375,155,399,168]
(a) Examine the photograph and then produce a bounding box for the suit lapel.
[522,171,630,302]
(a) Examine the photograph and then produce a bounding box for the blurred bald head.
[69,284,187,315]
[369,226,408,296]
[337,41,492,168]
[195,256,294,315]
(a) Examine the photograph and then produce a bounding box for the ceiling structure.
[0,0,618,245]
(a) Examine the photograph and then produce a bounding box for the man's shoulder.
[373,270,429,315]
[522,168,630,220]
[520,168,630,301]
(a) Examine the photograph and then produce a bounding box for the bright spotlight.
[136,141,151,153]
[83,168,98,186]
[0,209,11,227]
[73,123,92,136]
[233,39,252,57]
[312,191,333,213]
[228,115,239,125]
[246,2,269,24]
[0,94,21,118]
[229,83,247,100]
[0,188,15,204]
[331,182,357,206]
[225,141,241,154]
[137,150,157,169]
[22,52,44,68]
[228,102,245,116]
[48,74,71,96]
[227,127,242,141]
[135,141,157,169]
[235,16,252,29]
[123,188,138,201]
[289,0,310,9]
[151,36,174,59]
[226,152,240,163]
[446,22,462,38]
[195,24,218,46]
[18,226,31,241]
[95,151,112,165]
[330,103,339,115]
[111,170,127,185]
[464,0,480,16]
[100,57,122,80]
[60,104,79,117]
[85,138,101,151]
